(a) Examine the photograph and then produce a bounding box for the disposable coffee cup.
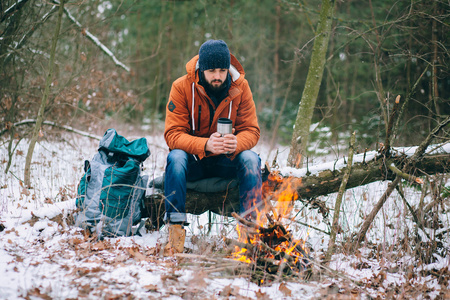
[217,118,232,136]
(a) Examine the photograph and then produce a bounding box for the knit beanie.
[198,40,230,71]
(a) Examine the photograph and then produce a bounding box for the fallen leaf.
[127,248,148,262]
[27,287,52,300]
[144,284,158,292]
[255,289,271,300]
[21,188,30,196]
[279,282,292,296]
[219,285,233,297]
[92,241,106,251]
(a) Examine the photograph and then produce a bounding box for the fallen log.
[142,151,449,229]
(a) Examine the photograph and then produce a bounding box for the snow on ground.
[0,131,449,299]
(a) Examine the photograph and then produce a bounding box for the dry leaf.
[92,241,106,251]
[279,282,292,296]
[132,251,148,262]
[21,188,30,196]
[255,289,271,300]
[27,287,52,300]
[187,271,207,289]
[144,284,158,292]
[219,285,233,297]
[127,248,148,262]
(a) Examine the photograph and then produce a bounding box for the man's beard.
[206,79,226,93]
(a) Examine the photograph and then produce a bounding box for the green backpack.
[75,128,150,237]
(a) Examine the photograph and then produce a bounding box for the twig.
[203,266,241,275]
[1,0,30,24]
[326,131,356,261]
[231,212,264,231]
[393,66,429,139]
[410,115,450,163]
[174,253,226,263]
[356,115,450,244]
[395,185,431,240]
[388,163,423,184]
[4,4,57,65]
[294,220,330,235]
[224,237,255,252]
[384,95,401,154]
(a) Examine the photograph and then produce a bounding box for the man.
[163,39,262,254]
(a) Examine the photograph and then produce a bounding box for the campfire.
[226,172,312,284]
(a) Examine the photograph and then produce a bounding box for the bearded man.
[163,39,262,255]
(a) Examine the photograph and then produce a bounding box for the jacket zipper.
[208,102,215,129]
[197,105,201,132]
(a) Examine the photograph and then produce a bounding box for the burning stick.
[224,237,255,252]
[231,212,265,231]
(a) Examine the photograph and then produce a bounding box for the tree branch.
[52,0,130,72]
[356,115,450,244]
[0,119,102,140]
[326,131,356,261]
[1,0,30,24]
[4,5,58,65]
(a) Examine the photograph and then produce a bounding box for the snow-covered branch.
[1,0,30,24]
[0,119,102,140]
[4,5,58,64]
[52,0,130,72]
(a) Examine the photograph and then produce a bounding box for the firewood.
[231,212,264,231]
[224,237,255,252]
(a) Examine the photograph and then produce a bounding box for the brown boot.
[164,224,186,256]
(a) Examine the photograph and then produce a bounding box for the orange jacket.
[164,53,260,160]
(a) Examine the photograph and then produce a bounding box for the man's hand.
[223,133,237,154]
[206,131,237,155]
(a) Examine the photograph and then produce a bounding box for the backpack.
[75,128,150,238]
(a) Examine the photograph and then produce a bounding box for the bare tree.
[288,0,336,168]
[24,0,65,187]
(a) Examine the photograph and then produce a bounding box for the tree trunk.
[143,151,449,229]
[288,0,336,167]
[24,0,65,187]
[269,2,281,125]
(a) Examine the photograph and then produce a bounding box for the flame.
[231,174,309,275]
[232,246,251,263]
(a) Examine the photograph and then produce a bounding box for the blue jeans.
[164,149,262,223]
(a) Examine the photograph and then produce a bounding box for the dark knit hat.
[198,40,230,71]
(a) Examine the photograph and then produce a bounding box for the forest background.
[1,1,450,298]
[1,0,449,155]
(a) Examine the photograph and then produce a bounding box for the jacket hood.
[185,53,245,85]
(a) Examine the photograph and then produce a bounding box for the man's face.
[203,68,228,91]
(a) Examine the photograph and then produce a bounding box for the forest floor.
[0,129,449,299]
